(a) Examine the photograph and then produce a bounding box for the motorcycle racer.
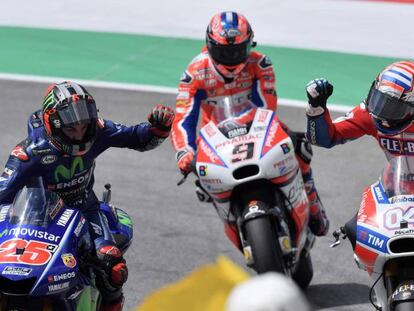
[305,60,414,247]
[170,11,329,238]
[0,81,174,311]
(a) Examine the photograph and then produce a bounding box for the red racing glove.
[97,245,128,287]
[148,104,175,138]
[176,150,194,174]
[111,262,128,286]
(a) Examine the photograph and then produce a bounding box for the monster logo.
[117,210,133,228]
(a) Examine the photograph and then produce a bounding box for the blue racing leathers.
[0,110,165,250]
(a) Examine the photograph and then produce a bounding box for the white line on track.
[0,72,352,113]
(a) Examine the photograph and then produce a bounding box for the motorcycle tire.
[394,301,414,311]
[244,216,285,274]
[292,250,313,289]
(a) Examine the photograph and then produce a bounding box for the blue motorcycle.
[0,179,132,310]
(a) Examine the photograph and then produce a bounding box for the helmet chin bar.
[373,116,414,136]
[49,122,97,156]
[213,61,248,79]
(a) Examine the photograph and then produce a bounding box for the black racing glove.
[148,104,175,138]
[306,78,333,109]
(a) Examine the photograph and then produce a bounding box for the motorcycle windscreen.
[381,155,414,197]
[212,95,256,124]
[212,95,257,138]
[6,177,63,227]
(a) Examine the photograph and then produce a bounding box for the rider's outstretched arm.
[97,105,174,153]
[305,78,376,148]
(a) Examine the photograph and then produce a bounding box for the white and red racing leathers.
[171,49,277,153]
[171,48,329,237]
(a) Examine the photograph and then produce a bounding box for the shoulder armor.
[180,70,193,84]
[258,55,273,69]
[10,139,31,162]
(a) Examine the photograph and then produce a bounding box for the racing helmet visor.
[367,83,414,122]
[57,98,98,127]
[207,39,251,66]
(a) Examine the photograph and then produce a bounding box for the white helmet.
[226,272,311,311]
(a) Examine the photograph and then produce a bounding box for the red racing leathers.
[306,101,414,159]
[305,100,414,247]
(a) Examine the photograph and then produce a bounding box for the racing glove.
[97,245,128,287]
[148,104,175,138]
[176,149,194,174]
[305,78,333,117]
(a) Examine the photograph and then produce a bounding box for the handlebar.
[177,171,190,186]
[176,158,197,186]
[330,226,347,248]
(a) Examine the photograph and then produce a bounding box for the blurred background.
[0,1,413,310]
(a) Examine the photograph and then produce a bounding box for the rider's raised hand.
[306,78,333,109]
[176,150,194,174]
[148,104,175,137]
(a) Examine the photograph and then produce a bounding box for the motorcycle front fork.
[234,210,296,268]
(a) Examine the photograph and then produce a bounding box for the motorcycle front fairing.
[0,186,92,299]
[196,96,309,245]
[355,156,414,309]
[99,203,133,253]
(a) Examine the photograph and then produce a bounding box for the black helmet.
[42,81,98,155]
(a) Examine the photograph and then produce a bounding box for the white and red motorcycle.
[179,96,315,288]
[332,155,414,310]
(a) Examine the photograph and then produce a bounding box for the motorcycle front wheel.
[292,250,313,289]
[394,301,414,311]
[244,216,285,274]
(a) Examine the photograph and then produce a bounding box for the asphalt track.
[0,79,388,310]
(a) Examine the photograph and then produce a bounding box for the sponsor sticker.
[372,184,389,204]
[392,283,414,300]
[280,143,291,154]
[57,209,74,227]
[0,206,10,222]
[41,155,57,165]
[6,227,60,243]
[176,91,189,100]
[48,271,76,283]
[205,124,217,138]
[48,281,70,292]
[2,167,14,177]
[32,149,52,156]
[357,225,388,253]
[2,266,32,276]
[61,253,77,269]
[228,127,247,138]
[199,165,207,177]
[49,200,64,220]
[74,217,86,237]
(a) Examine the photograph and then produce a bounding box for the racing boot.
[303,171,329,236]
[99,295,124,311]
